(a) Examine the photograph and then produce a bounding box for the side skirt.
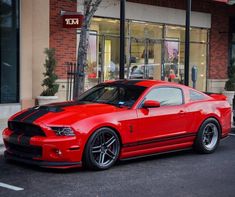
[120,147,192,161]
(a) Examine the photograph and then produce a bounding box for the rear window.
[189,90,206,101]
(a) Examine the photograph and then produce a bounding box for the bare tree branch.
[87,0,102,22]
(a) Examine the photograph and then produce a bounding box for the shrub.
[40,48,59,96]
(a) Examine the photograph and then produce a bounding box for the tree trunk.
[74,0,102,99]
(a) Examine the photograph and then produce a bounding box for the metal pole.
[184,0,191,86]
[120,0,126,79]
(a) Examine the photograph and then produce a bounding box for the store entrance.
[83,33,120,90]
[128,38,162,80]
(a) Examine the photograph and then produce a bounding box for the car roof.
[104,79,175,88]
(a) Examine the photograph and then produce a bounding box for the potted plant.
[223,58,235,106]
[37,48,59,105]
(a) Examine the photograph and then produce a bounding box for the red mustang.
[2,80,231,170]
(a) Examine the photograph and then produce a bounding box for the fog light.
[55,149,62,156]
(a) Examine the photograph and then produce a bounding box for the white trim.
[87,0,211,28]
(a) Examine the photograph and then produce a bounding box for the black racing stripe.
[107,80,144,86]
[8,133,19,144]
[123,133,196,148]
[8,134,31,146]
[12,109,35,121]
[23,110,49,124]
[19,135,31,146]
[124,80,145,85]
[46,101,80,108]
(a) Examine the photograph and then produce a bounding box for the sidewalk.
[0,119,7,147]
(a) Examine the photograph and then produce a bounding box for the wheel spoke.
[99,132,105,145]
[92,145,101,153]
[98,152,104,164]
[106,149,115,160]
[105,136,116,148]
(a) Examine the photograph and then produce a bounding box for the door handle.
[178,110,185,116]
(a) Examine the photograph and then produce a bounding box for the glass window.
[231,44,235,60]
[232,33,235,42]
[166,26,185,42]
[190,28,208,43]
[189,43,207,91]
[130,21,163,39]
[189,90,206,101]
[145,87,183,106]
[0,0,19,103]
[88,18,209,92]
[78,84,146,108]
[91,18,120,35]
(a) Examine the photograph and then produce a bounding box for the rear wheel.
[194,118,220,154]
[83,127,120,170]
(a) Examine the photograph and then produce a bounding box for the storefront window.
[130,21,162,39]
[0,0,19,103]
[166,26,185,42]
[191,28,207,43]
[189,43,207,91]
[87,17,208,91]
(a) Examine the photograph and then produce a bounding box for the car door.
[136,86,190,146]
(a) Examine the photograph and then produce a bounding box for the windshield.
[78,84,146,108]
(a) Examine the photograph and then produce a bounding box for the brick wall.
[209,8,229,79]
[50,0,77,79]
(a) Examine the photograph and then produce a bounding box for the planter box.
[37,96,58,106]
[222,91,235,107]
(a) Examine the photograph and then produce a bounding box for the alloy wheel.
[202,123,219,151]
[89,128,120,169]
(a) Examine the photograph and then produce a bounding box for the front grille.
[5,141,42,158]
[8,121,46,137]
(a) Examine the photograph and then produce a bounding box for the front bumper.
[2,128,84,168]
[4,151,82,168]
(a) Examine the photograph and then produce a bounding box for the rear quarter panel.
[186,99,231,137]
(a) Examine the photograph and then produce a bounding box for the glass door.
[82,33,121,90]
[129,38,162,80]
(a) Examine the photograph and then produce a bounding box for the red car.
[2,80,231,170]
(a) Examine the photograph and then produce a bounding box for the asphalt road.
[0,135,235,197]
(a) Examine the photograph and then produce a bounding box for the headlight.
[51,127,75,136]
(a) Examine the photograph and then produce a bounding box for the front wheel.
[83,127,120,170]
[194,118,221,154]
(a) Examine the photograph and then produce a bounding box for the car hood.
[10,101,126,126]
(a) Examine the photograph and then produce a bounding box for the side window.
[145,87,183,106]
[189,90,206,101]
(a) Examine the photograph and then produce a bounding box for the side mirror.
[143,100,160,108]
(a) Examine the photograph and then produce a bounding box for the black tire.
[194,118,221,154]
[83,127,120,170]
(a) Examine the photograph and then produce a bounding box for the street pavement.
[0,119,7,155]
[0,135,235,197]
